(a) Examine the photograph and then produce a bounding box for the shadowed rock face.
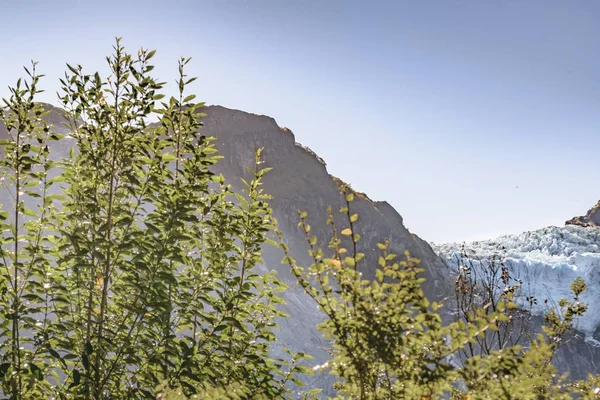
[567,200,600,228]
[198,105,451,291]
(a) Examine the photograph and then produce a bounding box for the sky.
[1,0,599,243]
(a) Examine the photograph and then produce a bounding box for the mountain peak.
[566,200,600,227]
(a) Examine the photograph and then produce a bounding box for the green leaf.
[82,353,90,371]
[162,153,178,162]
[183,94,196,103]
[72,369,81,386]
[22,207,37,217]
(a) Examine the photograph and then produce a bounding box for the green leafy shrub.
[0,38,598,400]
[0,39,305,399]
[279,184,597,400]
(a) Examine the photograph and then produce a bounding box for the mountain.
[567,200,600,227]
[187,105,454,392]
[0,103,453,394]
[3,103,598,391]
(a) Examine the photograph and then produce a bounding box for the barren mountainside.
[567,200,600,227]
[191,105,455,392]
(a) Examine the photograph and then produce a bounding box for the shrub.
[0,38,304,399]
[279,184,596,399]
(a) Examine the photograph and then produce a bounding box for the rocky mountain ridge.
[192,105,456,392]
[567,200,600,228]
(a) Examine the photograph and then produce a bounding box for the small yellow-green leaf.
[183,94,196,103]
[344,257,356,267]
[22,207,37,217]
[162,153,178,162]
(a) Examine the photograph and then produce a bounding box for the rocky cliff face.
[0,104,453,394]
[194,105,454,392]
[567,200,600,227]
[198,105,450,289]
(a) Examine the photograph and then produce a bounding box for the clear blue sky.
[1,0,599,243]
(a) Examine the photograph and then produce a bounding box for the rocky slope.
[0,104,453,394]
[192,105,454,392]
[567,200,600,227]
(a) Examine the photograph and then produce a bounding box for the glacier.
[434,225,600,337]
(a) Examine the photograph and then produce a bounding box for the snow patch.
[434,225,600,335]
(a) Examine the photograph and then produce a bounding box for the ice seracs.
[434,225,600,336]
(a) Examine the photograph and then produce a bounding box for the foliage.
[0,39,305,399]
[453,246,536,358]
[279,184,598,399]
[1,37,599,400]
[454,277,588,399]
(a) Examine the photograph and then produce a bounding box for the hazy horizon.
[1,0,599,243]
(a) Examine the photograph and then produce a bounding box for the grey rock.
[194,105,454,393]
